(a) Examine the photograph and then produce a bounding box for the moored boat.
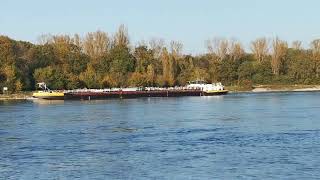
[186,80,229,95]
[32,82,65,100]
[203,89,229,95]
[32,91,65,100]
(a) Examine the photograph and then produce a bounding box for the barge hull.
[64,90,204,100]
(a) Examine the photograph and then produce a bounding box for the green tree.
[79,64,100,88]
[134,46,154,73]
[128,72,147,87]
[238,62,254,84]
[34,66,66,90]
[190,67,209,81]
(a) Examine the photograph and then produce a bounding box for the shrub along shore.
[1,25,320,94]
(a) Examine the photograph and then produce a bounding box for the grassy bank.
[225,85,253,92]
[226,84,320,93]
[0,92,32,100]
[253,84,320,90]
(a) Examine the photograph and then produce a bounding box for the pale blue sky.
[1,0,320,54]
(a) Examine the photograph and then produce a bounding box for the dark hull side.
[64,90,204,100]
[32,96,65,100]
[203,91,229,96]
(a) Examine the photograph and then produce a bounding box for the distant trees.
[1,25,320,93]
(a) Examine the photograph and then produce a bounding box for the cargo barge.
[33,81,228,100]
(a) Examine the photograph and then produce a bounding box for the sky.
[1,0,320,54]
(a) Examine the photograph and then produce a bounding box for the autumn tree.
[73,34,82,48]
[292,40,302,50]
[149,38,165,59]
[229,40,245,61]
[190,67,209,81]
[251,38,269,62]
[114,24,129,48]
[2,64,18,92]
[311,39,320,59]
[271,37,288,75]
[310,39,320,77]
[37,34,52,45]
[160,48,175,86]
[82,31,110,60]
[79,64,100,88]
[176,55,194,85]
[170,40,183,59]
[133,45,154,73]
[128,72,147,87]
[146,65,156,86]
[206,38,229,61]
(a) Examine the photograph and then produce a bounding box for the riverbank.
[225,84,320,93]
[252,85,320,92]
[0,92,32,100]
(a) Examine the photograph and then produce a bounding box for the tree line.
[1,25,320,93]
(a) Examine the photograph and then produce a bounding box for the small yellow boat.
[32,82,65,100]
[203,89,229,96]
[32,91,65,100]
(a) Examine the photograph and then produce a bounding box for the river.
[0,92,320,179]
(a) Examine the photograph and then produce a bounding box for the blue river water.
[0,92,320,179]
